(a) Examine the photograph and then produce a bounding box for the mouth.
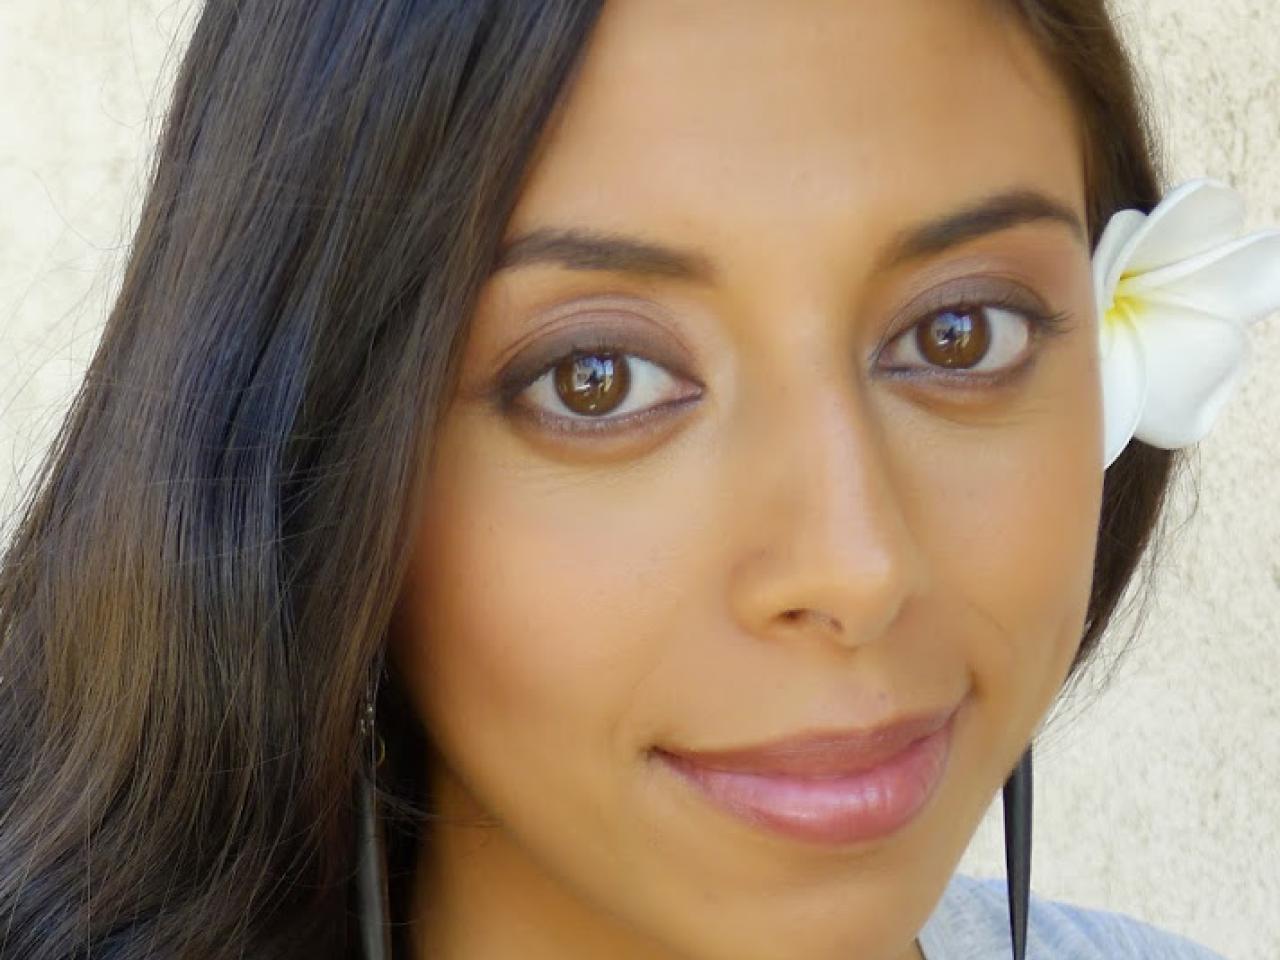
[650,704,959,846]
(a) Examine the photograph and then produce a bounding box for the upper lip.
[656,705,958,778]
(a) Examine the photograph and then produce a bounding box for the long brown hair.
[0,1,1179,956]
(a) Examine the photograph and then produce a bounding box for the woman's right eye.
[500,343,702,439]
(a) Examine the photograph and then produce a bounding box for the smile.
[651,707,958,846]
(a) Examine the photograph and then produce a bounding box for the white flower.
[1093,178,1280,468]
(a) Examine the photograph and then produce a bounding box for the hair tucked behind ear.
[0,0,1180,957]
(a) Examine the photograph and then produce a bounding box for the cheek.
[914,374,1103,717]
[390,411,673,813]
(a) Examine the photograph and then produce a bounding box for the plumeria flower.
[1093,177,1280,468]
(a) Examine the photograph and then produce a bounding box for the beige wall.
[1,2,1276,957]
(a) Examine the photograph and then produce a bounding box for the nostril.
[784,609,842,632]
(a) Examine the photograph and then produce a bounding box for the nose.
[728,356,928,653]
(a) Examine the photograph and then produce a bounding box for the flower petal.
[1093,209,1148,320]
[1100,320,1148,469]
[1123,178,1245,274]
[1122,228,1280,325]
[1129,304,1250,449]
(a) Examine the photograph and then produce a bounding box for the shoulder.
[916,872,1227,960]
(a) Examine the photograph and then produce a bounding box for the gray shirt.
[917,873,1228,959]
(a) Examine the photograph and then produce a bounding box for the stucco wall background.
[0,2,1276,957]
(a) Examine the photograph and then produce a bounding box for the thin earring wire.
[1002,746,1034,960]
[357,668,392,960]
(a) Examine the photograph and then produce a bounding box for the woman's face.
[391,1,1102,958]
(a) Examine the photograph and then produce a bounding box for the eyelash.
[878,293,1070,383]
[496,298,1071,439]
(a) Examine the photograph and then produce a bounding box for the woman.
[0,1,1275,958]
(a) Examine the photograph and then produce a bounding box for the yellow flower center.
[1105,273,1143,330]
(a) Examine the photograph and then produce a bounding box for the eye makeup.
[473,256,1078,445]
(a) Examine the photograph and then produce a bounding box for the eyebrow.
[881,189,1086,265]
[494,226,717,282]
[492,188,1086,283]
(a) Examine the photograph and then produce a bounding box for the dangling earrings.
[357,669,392,960]
[1002,746,1033,960]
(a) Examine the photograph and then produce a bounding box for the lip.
[653,705,958,846]
[656,707,956,778]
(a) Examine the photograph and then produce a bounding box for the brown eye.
[552,350,632,415]
[916,309,991,369]
[880,303,1035,377]
[505,339,700,437]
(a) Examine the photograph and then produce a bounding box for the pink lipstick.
[653,706,956,846]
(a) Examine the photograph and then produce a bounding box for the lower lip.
[655,715,955,847]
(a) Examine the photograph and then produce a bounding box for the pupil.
[918,309,989,368]
[554,351,630,414]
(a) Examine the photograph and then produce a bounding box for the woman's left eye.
[501,342,701,438]
[877,302,1065,382]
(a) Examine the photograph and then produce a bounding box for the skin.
[389,1,1104,958]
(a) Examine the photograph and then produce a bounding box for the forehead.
[505,0,1085,279]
